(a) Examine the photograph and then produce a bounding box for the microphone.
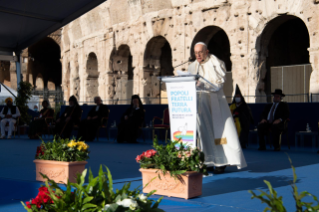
[173,57,194,68]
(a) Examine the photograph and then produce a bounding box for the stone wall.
[60,0,319,104]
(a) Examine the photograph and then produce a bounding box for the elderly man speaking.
[187,42,247,173]
[0,97,20,139]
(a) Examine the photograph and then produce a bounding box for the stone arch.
[143,36,173,104]
[191,26,232,71]
[109,45,134,104]
[48,78,56,91]
[35,73,44,90]
[28,37,62,90]
[191,26,233,102]
[255,15,310,102]
[86,52,99,102]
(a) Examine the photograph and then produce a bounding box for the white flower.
[102,204,111,211]
[117,198,138,210]
[138,194,147,203]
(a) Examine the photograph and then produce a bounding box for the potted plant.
[34,137,89,184]
[137,137,208,199]
[22,165,164,212]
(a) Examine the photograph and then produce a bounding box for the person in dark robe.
[229,85,254,149]
[77,96,109,141]
[258,89,289,151]
[117,95,144,143]
[28,100,54,139]
[54,95,82,139]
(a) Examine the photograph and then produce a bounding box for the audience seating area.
[58,103,319,148]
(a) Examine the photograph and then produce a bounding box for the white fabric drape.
[188,54,247,169]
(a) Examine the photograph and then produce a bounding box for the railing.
[64,93,319,105]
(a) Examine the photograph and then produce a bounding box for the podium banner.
[166,81,197,148]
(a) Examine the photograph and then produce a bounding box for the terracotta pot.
[34,159,87,184]
[139,168,202,199]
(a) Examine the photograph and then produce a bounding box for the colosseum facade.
[60,0,319,104]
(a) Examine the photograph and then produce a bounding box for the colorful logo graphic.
[173,131,194,142]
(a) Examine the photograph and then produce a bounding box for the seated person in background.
[54,96,81,139]
[77,96,109,141]
[230,86,254,149]
[117,95,144,143]
[28,100,54,139]
[258,89,289,151]
[0,97,20,139]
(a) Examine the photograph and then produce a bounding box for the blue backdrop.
[60,103,319,146]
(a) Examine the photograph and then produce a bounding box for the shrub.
[22,165,164,212]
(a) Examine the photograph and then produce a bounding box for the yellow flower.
[76,141,88,151]
[67,140,77,148]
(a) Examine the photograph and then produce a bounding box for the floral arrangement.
[24,186,60,210]
[35,137,89,162]
[136,136,208,178]
[22,166,164,212]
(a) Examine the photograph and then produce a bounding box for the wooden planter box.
[139,168,202,199]
[34,159,87,184]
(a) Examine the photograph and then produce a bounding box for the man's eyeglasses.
[195,51,206,55]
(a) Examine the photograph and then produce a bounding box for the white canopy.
[0,84,40,110]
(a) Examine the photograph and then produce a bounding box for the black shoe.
[241,144,246,149]
[214,166,226,174]
[317,150,319,154]
[274,148,281,152]
[258,147,266,151]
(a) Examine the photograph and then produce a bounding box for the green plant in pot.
[15,81,33,125]
[22,165,164,212]
[137,136,208,199]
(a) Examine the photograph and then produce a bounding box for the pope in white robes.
[188,42,247,171]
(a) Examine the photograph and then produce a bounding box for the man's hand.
[56,118,60,123]
[273,119,281,125]
[92,116,98,120]
[196,80,202,87]
[66,117,71,122]
[124,115,128,120]
[87,116,91,120]
[260,119,267,124]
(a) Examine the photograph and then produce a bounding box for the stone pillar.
[9,62,17,90]
[309,47,319,102]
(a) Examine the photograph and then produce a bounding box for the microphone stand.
[173,57,194,69]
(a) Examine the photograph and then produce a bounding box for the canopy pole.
[15,53,22,90]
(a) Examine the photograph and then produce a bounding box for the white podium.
[160,74,215,148]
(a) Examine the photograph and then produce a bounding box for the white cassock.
[0,107,20,136]
[188,54,247,169]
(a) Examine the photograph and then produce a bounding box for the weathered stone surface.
[60,0,319,103]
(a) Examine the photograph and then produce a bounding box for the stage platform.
[0,136,319,212]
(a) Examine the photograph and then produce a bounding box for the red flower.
[36,145,45,157]
[136,154,144,163]
[31,196,42,208]
[26,201,31,209]
[144,149,157,158]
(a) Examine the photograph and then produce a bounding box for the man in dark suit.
[77,96,109,141]
[258,89,289,151]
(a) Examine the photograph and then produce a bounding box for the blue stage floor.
[0,136,319,211]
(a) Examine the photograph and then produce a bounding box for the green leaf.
[83,196,94,204]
